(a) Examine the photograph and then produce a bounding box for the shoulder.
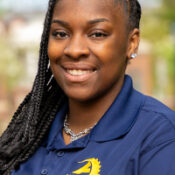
[140,94,175,127]
[132,90,175,130]
[143,95,175,118]
[135,93,175,152]
[135,95,175,174]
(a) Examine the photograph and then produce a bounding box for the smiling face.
[48,0,139,102]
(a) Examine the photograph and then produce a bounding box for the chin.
[64,88,95,102]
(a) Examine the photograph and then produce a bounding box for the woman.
[1,0,175,174]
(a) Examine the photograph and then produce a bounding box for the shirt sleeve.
[139,139,175,175]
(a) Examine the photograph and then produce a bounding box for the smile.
[66,69,93,76]
[62,68,96,83]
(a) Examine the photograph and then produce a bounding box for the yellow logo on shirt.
[67,158,101,175]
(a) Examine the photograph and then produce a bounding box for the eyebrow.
[52,19,70,27]
[88,18,110,25]
[52,18,110,27]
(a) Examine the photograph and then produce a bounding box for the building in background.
[0,10,45,132]
[0,0,175,134]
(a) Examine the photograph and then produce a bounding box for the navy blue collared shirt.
[12,75,175,175]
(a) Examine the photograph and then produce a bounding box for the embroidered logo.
[67,158,101,175]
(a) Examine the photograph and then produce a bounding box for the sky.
[0,0,162,13]
[0,0,49,12]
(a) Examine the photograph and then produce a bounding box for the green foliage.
[0,38,23,91]
[141,0,175,96]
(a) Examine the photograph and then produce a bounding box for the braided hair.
[0,0,141,174]
[125,0,142,31]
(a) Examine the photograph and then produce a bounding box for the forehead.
[53,0,127,23]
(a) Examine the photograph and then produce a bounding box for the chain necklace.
[63,115,97,143]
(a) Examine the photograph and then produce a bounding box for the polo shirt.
[11,75,175,175]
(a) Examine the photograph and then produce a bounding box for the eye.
[89,31,108,38]
[52,31,69,39]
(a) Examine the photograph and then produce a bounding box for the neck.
[67,77,124,133]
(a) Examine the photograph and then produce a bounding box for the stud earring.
[130,53,137,59]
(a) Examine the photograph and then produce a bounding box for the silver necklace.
[63,115,97,143]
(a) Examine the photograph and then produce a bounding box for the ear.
[127,28,140,59]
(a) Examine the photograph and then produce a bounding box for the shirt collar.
[45,104,91,150]
[89,75,145,142]
[45,75,145,149]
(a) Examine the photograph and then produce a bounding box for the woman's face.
[48,0,139,102]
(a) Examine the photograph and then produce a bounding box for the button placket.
[41,169,48,175]
[57,151,65,157]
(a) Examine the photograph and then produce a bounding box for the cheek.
[89,36,128,85]
[48,39,64,61]
[90,35,128,64]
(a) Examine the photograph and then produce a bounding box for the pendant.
[71,135,78,142]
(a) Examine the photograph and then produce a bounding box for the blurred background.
[0,0,175,135]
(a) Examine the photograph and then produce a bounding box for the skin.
[48,0,140,144]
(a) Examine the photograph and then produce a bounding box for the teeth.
[67,69,91,76]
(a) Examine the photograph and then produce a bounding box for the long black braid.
[0,0,63,174]
[0,0,141,174]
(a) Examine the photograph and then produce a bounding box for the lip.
[61,63,97,82]
[61,62,97,71]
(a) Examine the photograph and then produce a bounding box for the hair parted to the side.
[0,0,141,174]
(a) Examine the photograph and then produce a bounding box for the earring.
[130,53,137,59]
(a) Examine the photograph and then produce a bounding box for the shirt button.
[57,151,64,157]
[41,169,48,175]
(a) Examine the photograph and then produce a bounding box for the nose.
[64,35,90,59]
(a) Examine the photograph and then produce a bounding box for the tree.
[141,0,175,108]
[0,37,23,106]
